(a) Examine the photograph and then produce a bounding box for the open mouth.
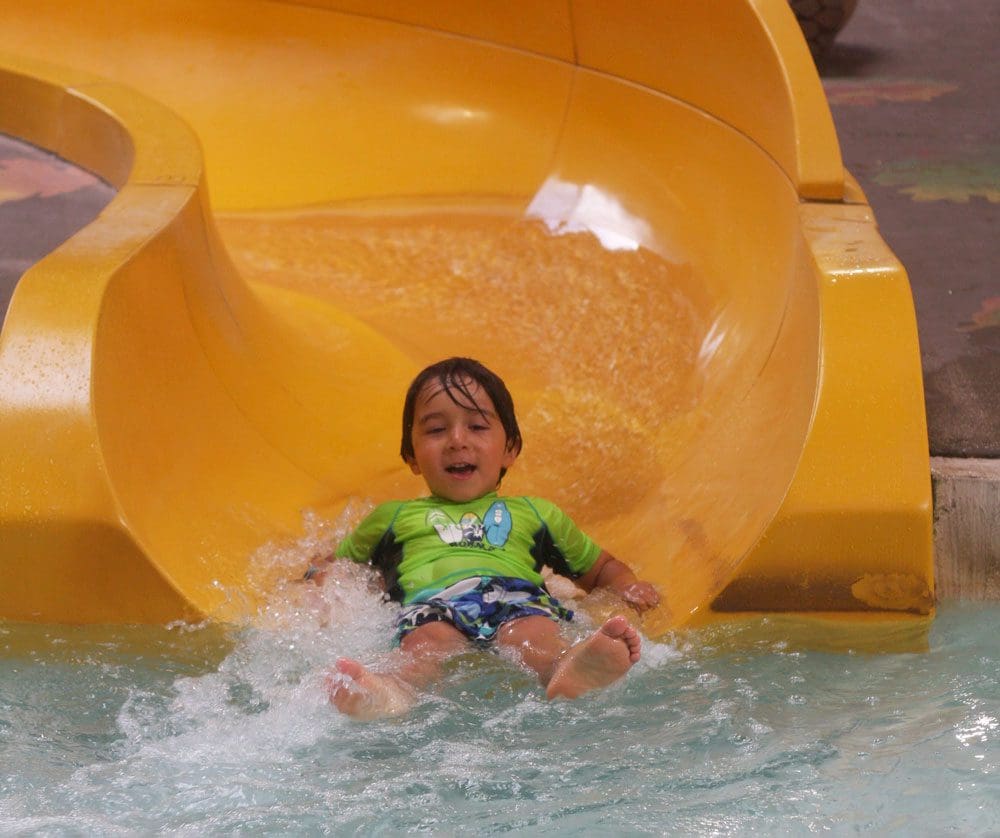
[445,463,476,476]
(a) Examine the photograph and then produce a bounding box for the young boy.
[312,357,660,719]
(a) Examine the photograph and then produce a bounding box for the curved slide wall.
[0,1,932,630]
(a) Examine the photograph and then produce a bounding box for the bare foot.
[325,658,416,720]
[545,615,640,700]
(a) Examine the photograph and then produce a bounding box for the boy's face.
[405,376,518,503]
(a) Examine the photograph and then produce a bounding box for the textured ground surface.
[819,0,998,457]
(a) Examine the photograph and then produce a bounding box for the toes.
[335,658,365,680]
[601,616,641,662]
[601,615,631,639]
[326,659,367,709]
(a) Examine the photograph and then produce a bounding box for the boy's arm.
[574,550,660,612]
[300,501,399,583]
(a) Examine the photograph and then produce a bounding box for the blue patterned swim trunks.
[395,576,574,644]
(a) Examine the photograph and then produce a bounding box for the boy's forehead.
[417,375,495,411]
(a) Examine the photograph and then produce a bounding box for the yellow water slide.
[0,0,932,632]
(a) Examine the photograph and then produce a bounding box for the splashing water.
[3,594,1000,834]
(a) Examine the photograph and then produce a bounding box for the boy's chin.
[432,488,486,503]
[427,475,499,502]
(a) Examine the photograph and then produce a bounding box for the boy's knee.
[496,614,565,651]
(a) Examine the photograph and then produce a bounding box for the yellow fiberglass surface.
[0,0,932,631]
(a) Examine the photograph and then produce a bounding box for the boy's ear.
[405,456,421,476]
[502,441,520,469]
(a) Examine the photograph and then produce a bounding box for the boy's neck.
[428,490,500,504]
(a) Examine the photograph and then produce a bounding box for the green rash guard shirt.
[334,493,602,604]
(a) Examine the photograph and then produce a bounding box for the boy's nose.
[447,426,468,447]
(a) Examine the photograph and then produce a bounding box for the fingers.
[620,581,660,611]
[301,553,335,585]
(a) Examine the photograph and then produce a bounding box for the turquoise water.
[2,582,998,834]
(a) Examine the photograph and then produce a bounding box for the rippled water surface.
[2,593,998,835]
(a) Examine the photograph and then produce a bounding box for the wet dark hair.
[400,357,523,479]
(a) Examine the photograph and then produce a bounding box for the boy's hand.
[300,553,335,585]
[612,579,660,612]
[577,552,661,613]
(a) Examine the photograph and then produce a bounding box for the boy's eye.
[470,423,489,432]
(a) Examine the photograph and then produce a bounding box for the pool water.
[2,569,997,835]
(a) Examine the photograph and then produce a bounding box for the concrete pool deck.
[0,0,996,604]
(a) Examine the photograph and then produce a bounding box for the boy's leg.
[497,614,641,700]
[327,620,467,719]
[495,614,569,685]
[396,619,470,686]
